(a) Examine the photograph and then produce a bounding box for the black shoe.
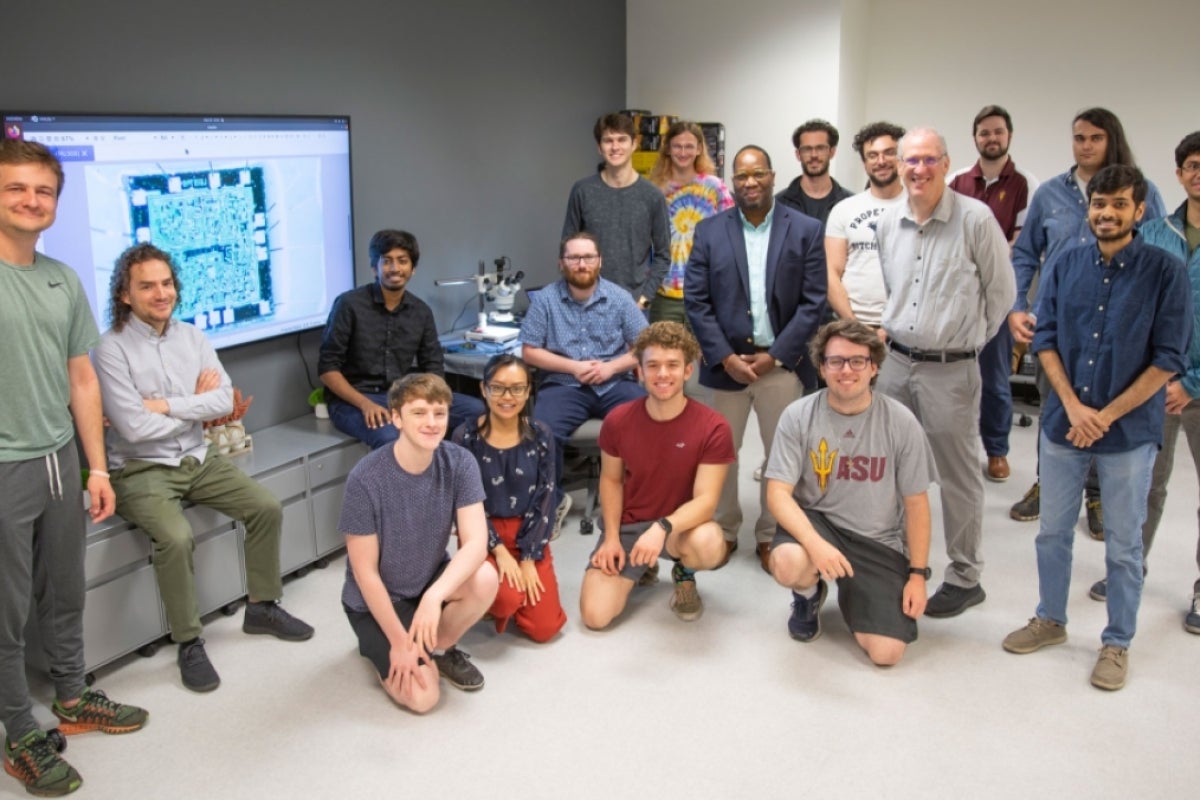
[1010,482,1039,521]
[177,639,220,693]
[243,601,314,641]
[925,583,986,618]
[1085,499,1104,540]
[433,646,484,691]
[1089,578,1107,601]
[787,580,828,642]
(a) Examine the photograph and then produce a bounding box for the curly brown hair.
[634,321,700,364]
[108,243,181,332]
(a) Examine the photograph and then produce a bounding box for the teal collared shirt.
[740,204,775,347]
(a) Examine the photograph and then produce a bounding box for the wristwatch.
[657,517,673,535]
[908,566,932,579]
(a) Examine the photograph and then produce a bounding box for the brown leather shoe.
[756,542,772,574]
[715,539,738,569]
[986,456,1010,482]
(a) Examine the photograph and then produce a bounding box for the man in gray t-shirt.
[765,320,937,666]
[340,373,497,713]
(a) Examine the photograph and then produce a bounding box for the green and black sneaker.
[4,730,81,797]
[52,688,148,736]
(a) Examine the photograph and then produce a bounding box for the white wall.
[629,0,1199,207]
[862,0,1197,207]
[627,0,844,186]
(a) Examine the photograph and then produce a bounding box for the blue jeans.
[329,391,485,449]
[1035,433,1155,648]
[978,324,1013,457]
[533,380,646,508]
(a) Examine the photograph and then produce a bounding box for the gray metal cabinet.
[78,417,367,673]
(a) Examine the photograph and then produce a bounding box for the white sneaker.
[551,495,573,541]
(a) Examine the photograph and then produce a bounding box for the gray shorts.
[585,520,670,582]
[343,559,449,678]
[772,510,917,644]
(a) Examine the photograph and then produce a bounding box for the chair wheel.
[579,518,594,535]
[137,641,159,657]
[84,672,95,686]
[220,601,241,616]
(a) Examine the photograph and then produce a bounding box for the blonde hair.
[649,121,716,188]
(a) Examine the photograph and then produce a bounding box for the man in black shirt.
[776,119,853,226]
[319,229,484,448]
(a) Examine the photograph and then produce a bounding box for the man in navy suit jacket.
[685,145,827,573]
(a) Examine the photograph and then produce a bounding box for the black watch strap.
[657,517,673,535]
[908,566,932,579]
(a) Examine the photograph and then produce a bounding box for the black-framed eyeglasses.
[562,254,600,265]
[822,356,871,371]
[485,383,529,398]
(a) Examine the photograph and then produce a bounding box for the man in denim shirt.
[1007,108,1166,530]
[1003,165,1190,691]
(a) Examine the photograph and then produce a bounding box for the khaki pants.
[709,369,803,545]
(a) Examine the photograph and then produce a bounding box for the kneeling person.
[340,374,498,713]
[95,244,313,693]
[765,320,937,666]
[580,322,734,629]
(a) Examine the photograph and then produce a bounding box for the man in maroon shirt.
[579,322,735,629]
[948,105,1038,483]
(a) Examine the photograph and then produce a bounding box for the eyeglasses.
[797,145,830,155]
[562,254,600,265]
[732,169,773,184]
[485,383,529,398]
[1181,161,1200,175]
[822,355,871,371]
[902,155,944,168]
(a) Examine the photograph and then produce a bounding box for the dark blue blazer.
[684,203,827,391]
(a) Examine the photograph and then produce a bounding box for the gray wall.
[7,0,625,429]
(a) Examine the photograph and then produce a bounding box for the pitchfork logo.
[809,438,837,493]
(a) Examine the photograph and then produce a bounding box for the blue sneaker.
[787,580,828,642]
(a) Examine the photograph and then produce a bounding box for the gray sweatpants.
[0,441,88,743]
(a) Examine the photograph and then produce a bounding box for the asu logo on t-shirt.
[809,438,837,492]
[809,437,888,493]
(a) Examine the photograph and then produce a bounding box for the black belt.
[888,340,976,363]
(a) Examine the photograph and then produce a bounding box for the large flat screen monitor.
[2,112,355,349]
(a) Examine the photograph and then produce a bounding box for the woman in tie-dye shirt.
[648,121,734,324]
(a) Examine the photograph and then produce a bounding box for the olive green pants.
[112,450,282,642]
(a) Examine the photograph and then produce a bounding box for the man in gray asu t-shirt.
[765,320,937,666]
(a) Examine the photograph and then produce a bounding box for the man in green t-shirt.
[0,139,147,798]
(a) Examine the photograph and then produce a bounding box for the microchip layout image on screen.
[1,112,355,350]
[127,166,274,333]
